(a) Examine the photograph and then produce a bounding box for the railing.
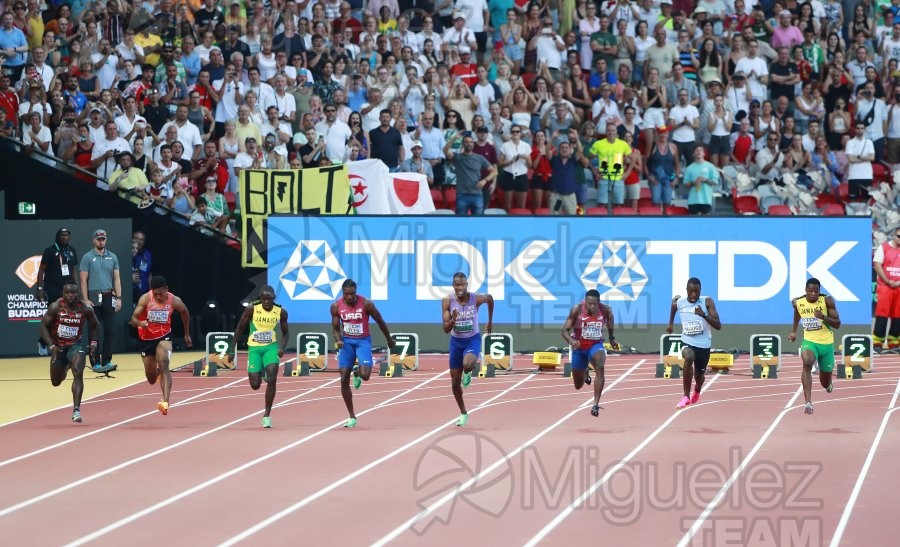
[1,136,240,244]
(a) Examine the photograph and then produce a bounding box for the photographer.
[90,120,131,182]
[108,151,149,204]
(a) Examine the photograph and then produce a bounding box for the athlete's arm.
[788,300,800,342]
[476,293,494,334]
[173,296,192,347]
[367,301,394,348]
[39,301,59,350]
[278,309,289,357]
[703,297,722,330]
[232,304,254,344]
[129,294,150,328]
[821,296,841,330]
[330,302,344,348]
[561,305,579,349]
[665,296,678,334]
[603,304,619,350]
[442,297,455,334]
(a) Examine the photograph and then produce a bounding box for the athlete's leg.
[800,343,817,410]
[681,346,695,397]
[693,348,709,392]
[142,354,159,384]
[263,362,278,418]
[155,341,173,404]
[571,349,588,390]
[249,371,262,390]
[339,342,358,421]
[449,338,467,416]
[355,339,374,383]
[817,344,835,392]
[49,349,69,387]
[69,349,86,410]
[589,346,607,408]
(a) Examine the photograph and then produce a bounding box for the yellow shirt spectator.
[589,129,632,181]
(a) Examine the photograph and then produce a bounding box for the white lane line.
[672,385,806,547]
[519,372,725,547]
[372,359,647,547]
[828,377,900,547]
[0,376,247,469]
[218,373,539,547]
[63,370,450,547]
[0,376,341,519]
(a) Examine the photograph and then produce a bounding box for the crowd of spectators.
[1,0,898,220]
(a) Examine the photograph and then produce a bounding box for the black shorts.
[685,345,711,374]
[52,344,86,369]
[139,335,172,357]
[688,204,711,215]
[474,32,488,54]
[531,173,551,191]
[500,172,529,192]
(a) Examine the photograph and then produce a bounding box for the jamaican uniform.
[247,302,282,373]
[795,295,835,373]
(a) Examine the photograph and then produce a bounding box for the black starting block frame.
[750,334,781,379]
[377,353,401,377]
[192,359,216,377]
[655,334,684,379]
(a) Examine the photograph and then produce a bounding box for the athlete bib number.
[800,317,822,331]
[581,327,602,340]
[453,320,474,334]
[57,324,79,339]
[147,310,170,323]
[682,321,704,335]
[343,323,364,336]
[252,331,274,344]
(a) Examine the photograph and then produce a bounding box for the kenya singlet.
[52,299,89,347]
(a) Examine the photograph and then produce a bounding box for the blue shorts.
[338,337,373,368]
[571,342,606,370]
[449,336,481,369]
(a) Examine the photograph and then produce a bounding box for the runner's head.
[258,285,275,310]
[452,272,468,299]
[341,279,358,305]
[686,277,701,303]
[584,289,600,315]
[805,278,821,302]
[150,275,168,300]
[62,283,78,304]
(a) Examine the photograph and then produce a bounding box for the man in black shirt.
[220,25,252,67]
[769,47,800,104]
[369,109,405,170]
[36,228,80,355]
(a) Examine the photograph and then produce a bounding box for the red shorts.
[876,283,900,317]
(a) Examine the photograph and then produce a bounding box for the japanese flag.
[388,172,435,214]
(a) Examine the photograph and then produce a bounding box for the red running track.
[0,354,896,546]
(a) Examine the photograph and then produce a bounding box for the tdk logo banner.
[267,217,871,326]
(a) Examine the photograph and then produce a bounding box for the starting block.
[533,351,562,373]
[656,334,684,378]
[296,332,329,371]
[838,335,873,380]
[283,360,310,377]
[482,333,513,373]
[192,358,216,377]
[390,333,419,371]
[477,363,496,378]
[379,355,402,377]
[752,363,778,379]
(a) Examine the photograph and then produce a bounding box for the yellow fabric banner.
[239,165,352,268]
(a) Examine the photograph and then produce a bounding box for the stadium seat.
[443,187,456,211]
[822,203,845,216]
[639,186,651,200]
[612,206,637,215]
[872,162,890,186]
[639,206,663,215]
[224,192,236,211]
[815,193,837,207]
[767,204,793,216]
[637,197,653,208]
[483,208,508,215]
[734,195,760,214]
[508,208,533,215]
[667,206,690,216]
[837,183,849,202]
[429,209,454,215]
[533,207,552,215]
[430,188,443,208]
[585,207,608,215]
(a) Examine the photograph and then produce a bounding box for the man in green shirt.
[79,229,122,373]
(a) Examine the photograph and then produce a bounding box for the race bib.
[801,317,822,331]
[252,331,274,344]
[582,327,602,340]
[343,323,364,336]
[682,321,704,335]
[453,319,474,333]
[61,264,70,277]
[57,324,79,339]
[147,310,169,323]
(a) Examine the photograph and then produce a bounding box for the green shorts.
[801,340,835,373]
[248,343,279,373]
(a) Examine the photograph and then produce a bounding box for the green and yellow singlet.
[794,296,833,345]
[247,303,281,347]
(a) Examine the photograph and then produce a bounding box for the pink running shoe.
[676,396,691,409]
[690,390,701,404]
